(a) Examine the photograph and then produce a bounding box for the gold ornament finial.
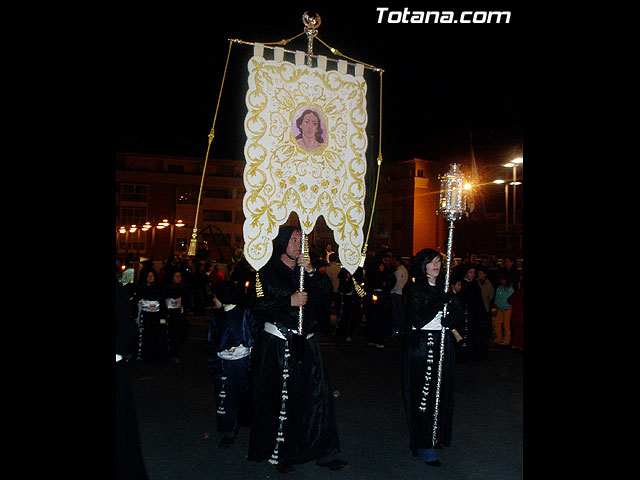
[302,11,321,31]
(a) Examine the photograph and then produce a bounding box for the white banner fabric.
[242,53,368,274]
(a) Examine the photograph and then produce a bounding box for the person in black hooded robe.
[206,281,260,449]
[247,225,347,474]
[116,279,149,479]
[457,264,488,361]
[401,248,463,467]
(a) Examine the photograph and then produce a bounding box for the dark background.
[116,0,523,169]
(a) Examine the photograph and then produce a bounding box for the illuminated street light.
[117,219,192,258]
[503,157,523,226]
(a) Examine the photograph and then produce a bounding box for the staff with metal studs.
[432,163,468,445]
[295,11,320,334]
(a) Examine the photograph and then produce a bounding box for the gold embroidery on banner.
[243,55,368,273]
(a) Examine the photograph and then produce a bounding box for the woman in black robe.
[135,269,169,362]
[402,248,463,467]
[247,226,347,473]
[163,270,188,363]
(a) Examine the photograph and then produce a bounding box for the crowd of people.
[116,235,523,476]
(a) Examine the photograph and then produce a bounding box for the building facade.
[115,152,246,262]
[368,158,445,258]
[115,152,521,265]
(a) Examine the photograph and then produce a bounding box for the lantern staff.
[432,163,468,444]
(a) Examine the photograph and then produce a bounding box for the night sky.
[116,0,523,175]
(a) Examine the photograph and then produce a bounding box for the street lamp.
[502,157,523,226]
[492,179,508,233]
[116,219,191,259]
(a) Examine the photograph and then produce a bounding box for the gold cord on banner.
[188,40,234,256]
[315,36,381,72]
[267,31,305,45]
[360,70,383,266]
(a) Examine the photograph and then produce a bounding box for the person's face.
[172,272,182,284]
[477,270,486,280]
[285,230,302,260]
[301,113,319,138]
[465,268,476,281]
[452,280,462,292]
[425,255,441,279]
[505,258,513,268]
[382,256,392,267]
[146,271,155,283]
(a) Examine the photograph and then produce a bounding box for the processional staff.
[432,163,468,444]
[296,11,322,336]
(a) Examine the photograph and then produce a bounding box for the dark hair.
[143,268,159,284]
[295,109,324,143]
[410,248,445,292]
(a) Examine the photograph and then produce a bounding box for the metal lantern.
[437,163,469,285]
[438,163,468,224]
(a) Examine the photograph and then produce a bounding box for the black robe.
[116,280,149,479]
[163,283,188,355]
[401,279,463,454]
[136,282,169,362]
[205,306,260,433]
[247,255,338,465]
[457,277,488,360]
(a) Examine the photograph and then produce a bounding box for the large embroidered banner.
[242,45,368,274]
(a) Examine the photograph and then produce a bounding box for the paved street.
[127,314,523,479]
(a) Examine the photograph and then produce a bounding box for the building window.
[120,184,148,202]
[205,188,233,199]
[416,169,424,178]
[119,206,147,226]
[167,164,185,173]
[177,187,198,205]
[203,210,232,222]
[118,241,146,251]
